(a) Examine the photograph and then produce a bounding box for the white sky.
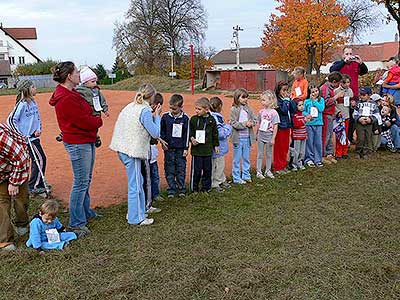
[0,0,397,69]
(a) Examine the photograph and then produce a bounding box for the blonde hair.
[233,88,249,106]
[134,83,156,104]
[40,200,59,218]
[195,97,210,109]
[260,90,277,109]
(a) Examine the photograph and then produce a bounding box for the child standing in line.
[304,85,325,167]
[256,90,280,179]
[7,80,50,196]
[230,88,257,184]
[57,66,110,147]
[334,74,353,160]
[26,200,77,252]
[290,66,309,101]
[274,81,297,174]
[320,71,343,165]
[189,97,219,193]
[353,87,380,159]
[210,97,232,192]
[160,94,190,198]
[291,100,307,170]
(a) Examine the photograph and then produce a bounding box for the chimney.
[396,33,399,42]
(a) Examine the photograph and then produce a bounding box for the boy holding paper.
[334,74,353,159]
[290,66,308,101]
[160,94,190,197]
[353,87,380,159]
[189,97,219,193]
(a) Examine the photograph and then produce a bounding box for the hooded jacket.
[49,85,103,144]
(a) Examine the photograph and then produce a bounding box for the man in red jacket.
[0,123,30,251]
[330,47,368,143]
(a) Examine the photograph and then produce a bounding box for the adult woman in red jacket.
[49,62,103,236]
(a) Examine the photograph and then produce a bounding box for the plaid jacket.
[0,123,30,185]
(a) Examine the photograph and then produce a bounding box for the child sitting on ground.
[56,66,109,147]
[26,200,77,252]
[380,105,397,152]
[382,57,400,96]
[210,96,232,192]
[291,99,307,170]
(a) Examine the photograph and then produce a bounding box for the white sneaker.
[2,244,16,251]
[15,226,28,236]
[256,172,265,179]
[264,170,275,179]
[306,161,315,167]
[291,165,298,171]
[234,179,246,184]
[146,206,161,214]
[139,218,154,226]
[299,165,306,170]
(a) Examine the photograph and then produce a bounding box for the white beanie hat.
[80,66,98,84]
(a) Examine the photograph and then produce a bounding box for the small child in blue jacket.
[26,200,77,252]
[210,97,232,192]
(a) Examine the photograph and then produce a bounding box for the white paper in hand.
[259,119,270,132]
[195,130,206,144]
[310,107,318,118]
[295,87,302,97]
[46,228,60,244]
[344,96,350,107]
[362,106,371,116]
[93,95,103,112]
[172,123,183,138]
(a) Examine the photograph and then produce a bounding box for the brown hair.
[308,84,321,101]
[327,71,343,83]
[51,61,75,83]
[210,96,223,112]
[275,81,289,99]
[153,93,164,106]
[294,66,305,76]
[195,97,210,109]
[341,74,351,83]
[233,88,249,106]
[39,200,59,218]
[169,94,184,107]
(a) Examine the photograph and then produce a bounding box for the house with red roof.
[0,24,41,87]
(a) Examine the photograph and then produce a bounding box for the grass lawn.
[1,152,399,300]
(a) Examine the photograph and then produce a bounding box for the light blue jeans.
[232,137,251,182]
[305,125,323,164]
[118,153,146,225]
[64,142,96,228]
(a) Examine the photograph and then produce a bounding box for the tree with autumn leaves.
[261,0,349,75]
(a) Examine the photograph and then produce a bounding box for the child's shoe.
[291,165,298,171]
[139,218,154,226]
[327,155,337,164]
[234,179,246,184]
[306,161,315,167]
[146,206,161,214]
[322,157,332,164]
[244,178,252,183]
[178,192,186,197]
[167,194,175,199]
[214,186,225,193]
[316,162,324,167]
[95,136,102,148]
[264,170,275,179]
[220,182,231,189]
[153,196,165,202]
[256,172,265,179]
[56,133,63,142]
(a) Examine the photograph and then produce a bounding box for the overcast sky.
[0,0,397,69]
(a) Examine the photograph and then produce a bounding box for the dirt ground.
[0,90,263,207]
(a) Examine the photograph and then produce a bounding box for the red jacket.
[292,111,307,140]
[49,85,103,144]
[320,83,336,115]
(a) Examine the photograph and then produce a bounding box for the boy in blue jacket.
[160,94,190,197]
[26,200,77,253]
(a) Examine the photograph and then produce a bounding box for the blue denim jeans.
[164,149,187,195]
[232,137,251,182]
[63,142,96,227]
[142,160,160,202]
[305,125,323,164]
[118,153,146,225]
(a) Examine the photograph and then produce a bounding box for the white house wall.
[19,39,38,55]
[212,63,265,70]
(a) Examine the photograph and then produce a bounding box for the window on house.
[18,56,25,64]
[0,54,4,60]
[9,56,15,65]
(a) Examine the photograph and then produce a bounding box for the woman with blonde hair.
[110,83,162,225]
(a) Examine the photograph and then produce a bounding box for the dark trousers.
[191,155,212,192]
[141,160,160,209]
[27,139,47,192]
[0,180,29,248]
[349,108,355,143]
[355,122,373,156]
[164,149,187,195]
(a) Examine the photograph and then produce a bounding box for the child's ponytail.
[134,83,156,104]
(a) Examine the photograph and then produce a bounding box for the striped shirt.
[292,111,307,140]
[0,123,30,185]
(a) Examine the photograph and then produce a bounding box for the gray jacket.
[229,105,256,144]
[76,85,108,117]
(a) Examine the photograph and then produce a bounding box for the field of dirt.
[0,90,263,207]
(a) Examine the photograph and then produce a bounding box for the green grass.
[1,152,400,299]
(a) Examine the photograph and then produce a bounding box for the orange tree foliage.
[261,0,349,74]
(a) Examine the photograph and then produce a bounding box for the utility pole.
[232,25,243,69]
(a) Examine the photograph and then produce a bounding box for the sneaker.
[220,182,231,189]
[306,161,315,167]
[1,244,16,251]
[327,155,337,164]
[68,225,91,238]
[146,206,161,214]
[214,186,225,193]
[95,136,102,148]
[264,170,275,179]
[139,218,154,226]
[178,193,186,197]
[153,196,165,202]
[299,165,306,170]
[91,213,103,219]
[316,162,324,167]
[322,157,332,164]
[244,178,252,183]
[256,172,265,179]
[167,194,174,198]
[291,165,298,171]
[15,226,28,236]
[234,179,246,184]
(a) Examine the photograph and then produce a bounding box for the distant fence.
[18,74,57,88]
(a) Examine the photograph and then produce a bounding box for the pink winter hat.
[80,66,98,83]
